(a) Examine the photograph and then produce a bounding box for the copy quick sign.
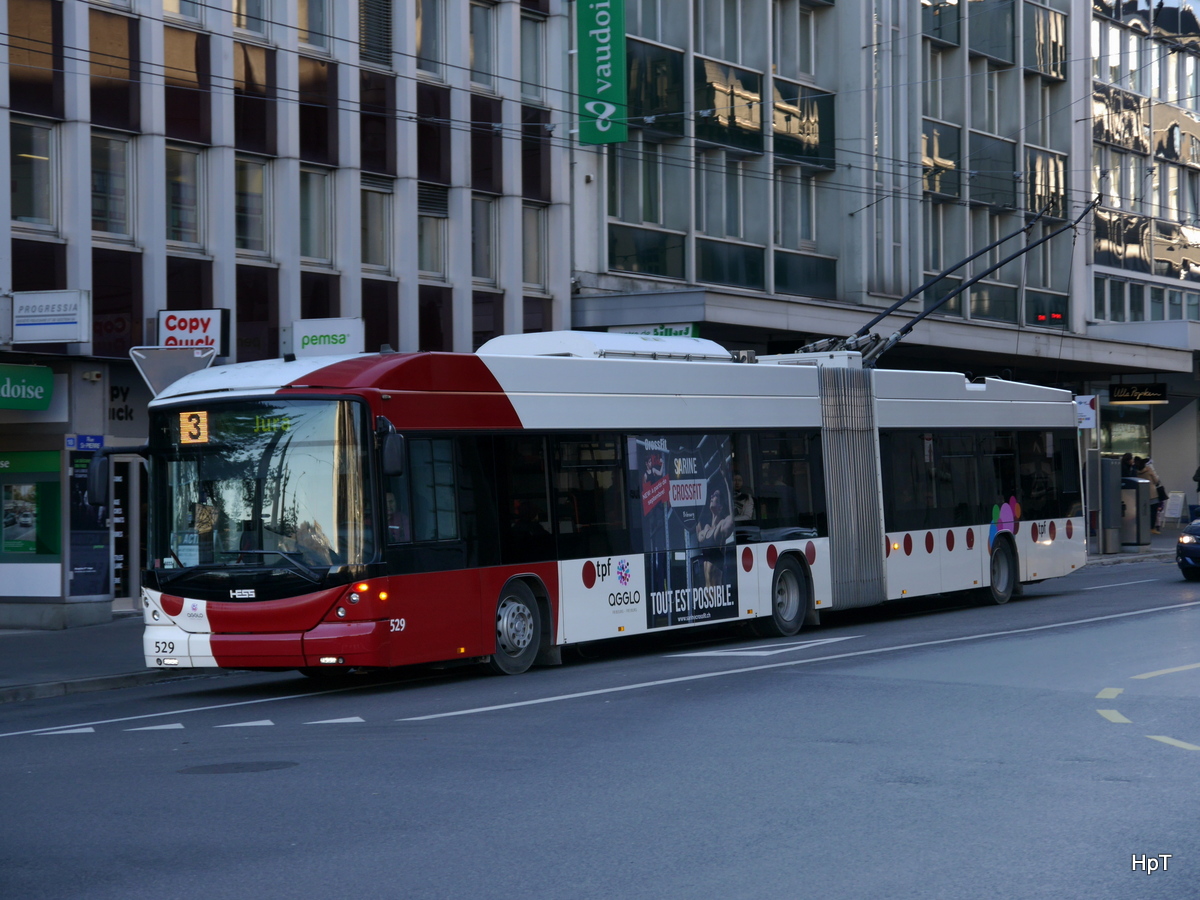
[157,309,229,356]
[282,318,365,358]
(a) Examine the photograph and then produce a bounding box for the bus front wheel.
[760,556,808,637]
[980,538,1017,605]
[487,581,542,675]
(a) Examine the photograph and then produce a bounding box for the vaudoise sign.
[577,0,628,144]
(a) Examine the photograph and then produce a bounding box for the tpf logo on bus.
[581,558,641,608]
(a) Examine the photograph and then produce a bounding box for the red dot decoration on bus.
[946,530,955,552]
[766,545,778,568]
[742,547,753,572]
[966,528,975,550]
[161,594,184,617]
[805,541,816,565]
[903,533,913,556]
[925,532,934,554]
[1065,520,1073,540]
[1049,521,1057,541]
[582,560,596,589]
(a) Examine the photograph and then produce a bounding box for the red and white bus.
[120,331,1085,676]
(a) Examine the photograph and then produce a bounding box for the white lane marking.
[126,723,185,732]
[39,727,95,734]
[1082,579,1161,591]
[0,680,391,739]
[1096,688,1123,699]
[305,717,365,725]
[1132,661,1200,680]
[1096,709,1131,724]
[215,719,273,728]
[668,636,861,658]
[398,601,1200,722]
[1147,735,1200,750]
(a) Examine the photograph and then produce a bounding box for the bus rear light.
[319,657,342,664]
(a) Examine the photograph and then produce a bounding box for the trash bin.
[1121,477,1151,549]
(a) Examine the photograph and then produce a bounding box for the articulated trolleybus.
[127,332,1084,676]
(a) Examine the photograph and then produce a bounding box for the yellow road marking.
[1146,735,1200,750]
[1097,709,1131,723]
[1132,662,1200,680]
[1096,688,1123,699]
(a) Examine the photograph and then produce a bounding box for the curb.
[0,669,225,705]
[1087,551,1176,567]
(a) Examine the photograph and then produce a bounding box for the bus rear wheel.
[487,581,541,675]
[980,538,1017,605]
[759,556,808,637]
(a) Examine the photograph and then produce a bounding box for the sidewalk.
[0,531,1186,704]
[0,613,211,704]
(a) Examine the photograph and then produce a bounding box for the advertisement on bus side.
[632,434,738,629]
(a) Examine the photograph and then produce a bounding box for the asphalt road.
[2,560,1197,899]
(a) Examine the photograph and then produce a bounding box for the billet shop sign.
[157,309,230,356]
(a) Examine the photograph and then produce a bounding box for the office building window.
[523,204,546,289]
[774,0,813,81]
[521,15,544,101]
[90,10,139,132]
[608,135,663,225]
[418,183,448,279]
[11,120,55,228]
[235,157,267,252]
[472,194,496,282]
[300,168,331,261]
[774,166,814,249]
[164,27,210,144]
[92,133,131,236]
[234,0,266,34]
[164,0,199,20]
[360,0,393,66]
[166,146,201,245]
[695,0,742,63]
[234,43,275,155]
[10,0,64,119]
[361,182,391,270]
[300,0,328,49]
[416,0,443,75]
[470,2,495,88]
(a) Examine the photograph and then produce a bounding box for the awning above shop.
[573,289,1195,381]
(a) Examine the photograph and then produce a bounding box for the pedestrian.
[1120,452,1136,478]
[1136,457,1164,534]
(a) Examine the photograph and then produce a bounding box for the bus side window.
[408,438,459,542]
[495,435,554,564]
[552,435,630,558]
[384,474,412,543]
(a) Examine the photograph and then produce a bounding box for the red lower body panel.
[209,633,307,668]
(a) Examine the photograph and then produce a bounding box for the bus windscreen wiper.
[226,549,322,583]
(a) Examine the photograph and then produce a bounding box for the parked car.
[17,511,33,527]
[1177,522,1200,580]
[3,512,14,527]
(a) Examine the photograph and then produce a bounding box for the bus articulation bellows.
[120,331,1084,676]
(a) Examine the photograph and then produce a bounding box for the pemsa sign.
[0,363,54,411]
[282,318,365,358]
[576,0,628,144]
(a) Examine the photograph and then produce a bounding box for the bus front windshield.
[150,399,375,573]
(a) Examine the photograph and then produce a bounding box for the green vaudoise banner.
[577,0,627,144]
